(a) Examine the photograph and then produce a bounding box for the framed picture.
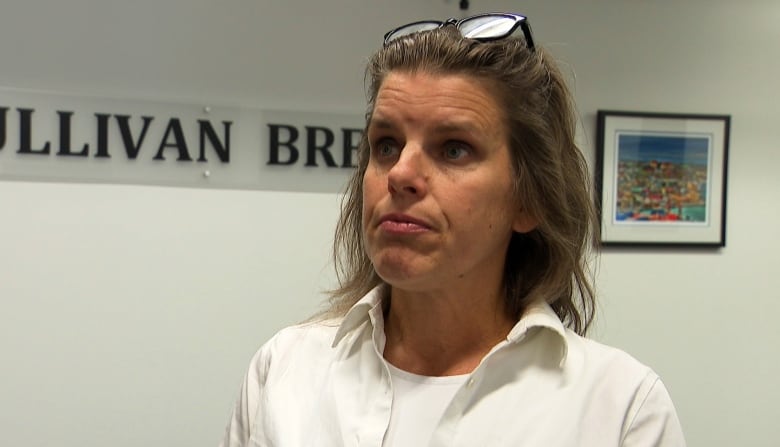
[595,110,730,247]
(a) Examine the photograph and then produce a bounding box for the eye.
[372,138,400,160]
[442,141,471,161]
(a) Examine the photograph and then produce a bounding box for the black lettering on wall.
[154,118,192,161]
[0,107,7,150]
[17,108,51,155]
[116,115,153,160]
[304,126,336,167]
[267,124,299,165]
[56,111,88,157]
[197,120,231,162]
[341,128,362,168]
[94,113,111,158]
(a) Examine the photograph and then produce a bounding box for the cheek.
[362,168,384,200]
[465,184,517,229]
[361,172,381,228]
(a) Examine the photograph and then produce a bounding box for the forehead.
[371,71,507,132]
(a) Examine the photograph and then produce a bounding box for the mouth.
[377,213,432,233]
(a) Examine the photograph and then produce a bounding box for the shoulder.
[219,319,347,447]
[564,331,685,446]
[560,331,664,412]
[562,332,686,445]
[243,319,343,379]
[253,319,342,361]
[269,319,342,349]
[564,330,657,380]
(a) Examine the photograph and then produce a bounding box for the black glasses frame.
[383,12,535,51]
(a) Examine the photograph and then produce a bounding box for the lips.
[377,213,432,233]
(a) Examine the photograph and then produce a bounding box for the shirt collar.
[506,299,569,364]
[332,285,569,363]
[332,285,386,348]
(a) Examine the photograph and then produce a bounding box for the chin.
[369,246,436,285]
[373,258,418,285]
[374,264,435,293]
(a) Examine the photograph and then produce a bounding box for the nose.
[387,144,428,197]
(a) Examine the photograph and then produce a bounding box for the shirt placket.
[355,304,394,447]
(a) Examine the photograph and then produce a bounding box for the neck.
[382,286,514,376]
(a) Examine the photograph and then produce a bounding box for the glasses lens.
[459,15,520,40]
[384,21,442,44]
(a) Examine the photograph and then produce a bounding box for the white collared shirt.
[219,286,686,447]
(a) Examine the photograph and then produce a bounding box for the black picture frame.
[595,110,730,247]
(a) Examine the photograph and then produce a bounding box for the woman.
[221,13,685,447]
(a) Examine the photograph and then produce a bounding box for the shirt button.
[467,378,475,387]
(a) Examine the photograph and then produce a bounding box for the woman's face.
[362,71,535,294]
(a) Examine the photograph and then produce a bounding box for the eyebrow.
[368,116,484,135]
[431,121,483,135]
[367,116,396,132]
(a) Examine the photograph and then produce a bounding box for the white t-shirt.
[383,362,469,447]
[220,286,686,446]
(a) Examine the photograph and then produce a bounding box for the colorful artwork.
[614,133,710,224]
[596,110,729,247]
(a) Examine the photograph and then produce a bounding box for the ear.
[512,209,538,234]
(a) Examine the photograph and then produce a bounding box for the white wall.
[0,1,777,446]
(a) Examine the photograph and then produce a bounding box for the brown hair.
[326,26,598,335]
